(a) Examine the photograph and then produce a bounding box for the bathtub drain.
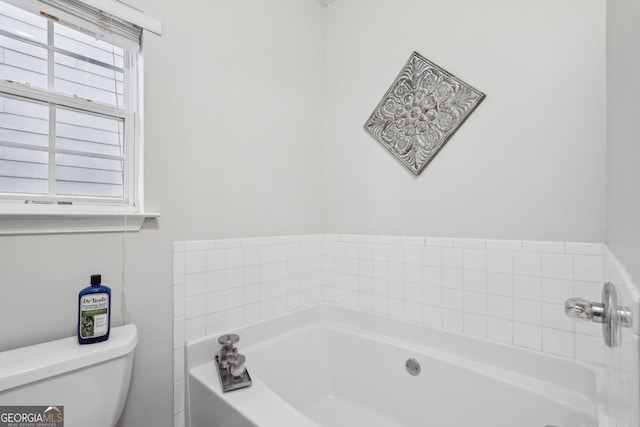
[405,358,420,376]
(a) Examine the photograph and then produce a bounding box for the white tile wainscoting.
[172,234,639,427]
[172,235,325,427]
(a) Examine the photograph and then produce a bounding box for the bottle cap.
[90,274,102,286]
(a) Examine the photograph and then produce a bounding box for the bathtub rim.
[185,303,607,427]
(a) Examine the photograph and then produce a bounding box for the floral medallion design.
[364,52,485,175]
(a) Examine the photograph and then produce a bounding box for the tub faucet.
[217,334,239,369]
[214,333,252,392]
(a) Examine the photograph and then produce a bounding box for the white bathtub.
[186,304,605,427]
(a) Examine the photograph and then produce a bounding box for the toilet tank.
[0,324,138,427]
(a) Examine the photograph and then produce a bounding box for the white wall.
[0,1,325,426]
[323,0,607,241]
[607,0,640,285]
[137,0,325,240]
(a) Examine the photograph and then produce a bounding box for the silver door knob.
[564,297,605,323]
[564,282,632,348]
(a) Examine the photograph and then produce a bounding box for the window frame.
[0,0,149,221]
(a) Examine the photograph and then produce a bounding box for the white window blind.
[0,0,140,208]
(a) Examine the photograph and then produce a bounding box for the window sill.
[0,212,160,235]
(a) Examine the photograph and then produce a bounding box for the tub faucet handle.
[226,353,246,378]
[218,333,240,348]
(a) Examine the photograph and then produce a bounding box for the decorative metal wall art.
[364,52,485,175]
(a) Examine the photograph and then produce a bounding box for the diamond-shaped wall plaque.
[364,52,485,175]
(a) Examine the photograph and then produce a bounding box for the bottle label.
[80,293,109,338]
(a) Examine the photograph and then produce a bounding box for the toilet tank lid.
[0,324,138,393]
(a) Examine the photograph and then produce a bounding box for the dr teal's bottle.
[78,274,111,344]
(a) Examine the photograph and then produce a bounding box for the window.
[0,0,142,213]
